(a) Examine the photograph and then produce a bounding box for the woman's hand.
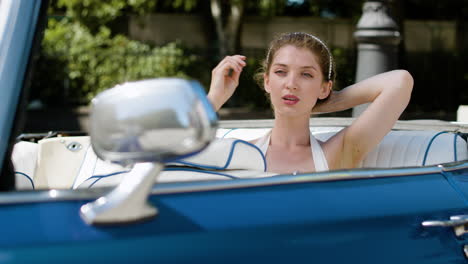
[207,55,246,111]
[312,89,337,114]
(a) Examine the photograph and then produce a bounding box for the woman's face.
[264,45,331,117]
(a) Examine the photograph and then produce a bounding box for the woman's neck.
[271,113,311,148]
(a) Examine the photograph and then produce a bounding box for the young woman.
[207,32,413,174]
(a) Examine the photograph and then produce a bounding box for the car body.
[1,0,468,263]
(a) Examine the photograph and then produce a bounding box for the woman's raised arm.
[207,55,246,111]
[316,70,414,168]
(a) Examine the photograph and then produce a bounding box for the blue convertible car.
[1,0,468,263]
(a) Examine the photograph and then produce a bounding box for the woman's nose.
[285,74,298,90]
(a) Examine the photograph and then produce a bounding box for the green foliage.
[33,18,197,105]
[171,0,199,12]
[255,0,286,16]
[55,0,156,32]
[331,47,356,90]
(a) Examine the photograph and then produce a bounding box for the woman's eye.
[275,70,286,75]
[303,73,313,78]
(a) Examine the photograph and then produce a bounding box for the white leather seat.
[75,137,272,188]
[11,141,37,190]
[11,128,468,189]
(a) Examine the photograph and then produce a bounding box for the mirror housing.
[81,78,217,225]
[90,78,217,165]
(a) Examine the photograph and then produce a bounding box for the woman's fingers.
[213,55,247,77]
[224,58,246,79]
[228,55,247,72]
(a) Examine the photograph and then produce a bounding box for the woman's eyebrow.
[301,65,318,71]
[272,63,288,68]
[272,63,318,72]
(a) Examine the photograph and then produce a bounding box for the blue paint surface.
[0,0,41,172]
[0,173,467,263]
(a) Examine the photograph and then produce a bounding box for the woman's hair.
[254,32,336,89]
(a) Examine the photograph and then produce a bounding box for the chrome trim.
[422,215,468,237]
[219,118,468,132]
[150,166,443,195]
[0,165,447,205]
[0,188,109,204]
[440,161,468,172]
[422,215,468,227]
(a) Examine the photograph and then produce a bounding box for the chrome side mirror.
[89,78,217,165]
[80,78,217,225]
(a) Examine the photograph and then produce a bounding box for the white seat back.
[11,128,467,190]
[34,137,92,189]
[11,141,37,190]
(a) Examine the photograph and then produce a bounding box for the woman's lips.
[282,94,300,105]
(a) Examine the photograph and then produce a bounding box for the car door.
[1,166,468,263]
[437,163,468,255]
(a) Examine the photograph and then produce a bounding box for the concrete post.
[352,0,402,117]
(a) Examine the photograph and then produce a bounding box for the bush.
[31,18,198,105]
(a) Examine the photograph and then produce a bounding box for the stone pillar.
[458,105,468,123]
[352,0,402,117]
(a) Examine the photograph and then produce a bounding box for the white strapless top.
[254,130,329,172]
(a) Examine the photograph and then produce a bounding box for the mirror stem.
[80,162,163,225]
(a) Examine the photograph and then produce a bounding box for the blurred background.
[24,0,468,132]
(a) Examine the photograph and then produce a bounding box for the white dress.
[254,130,329,172]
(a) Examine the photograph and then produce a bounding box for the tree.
[210,0,244,57]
